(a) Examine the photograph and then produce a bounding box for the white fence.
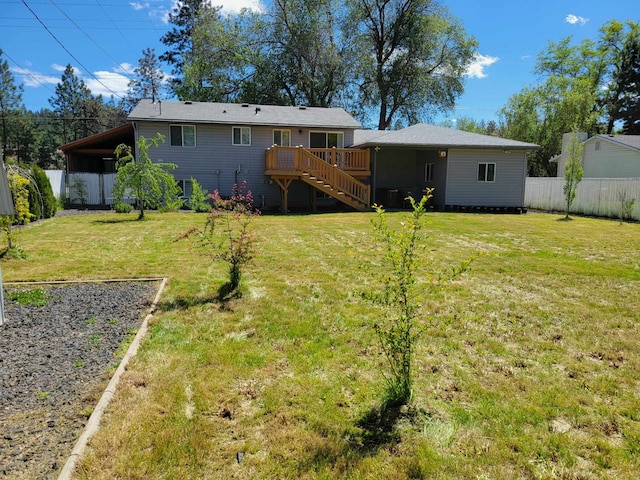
[525,177,640,221]
[45,171,119,206]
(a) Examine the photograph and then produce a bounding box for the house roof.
[128,99,362,129]
[589,134,640,152]
[352,123,540,150]
[58,123,134,152]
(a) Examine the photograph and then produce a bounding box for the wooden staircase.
[265,146,370,212]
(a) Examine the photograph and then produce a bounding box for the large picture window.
[309,131,344,148]
[170,125,196,147]
[233,126,251,146]
[273,129,291,146]
[478,162,496,182]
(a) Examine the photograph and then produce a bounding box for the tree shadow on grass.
[157,282,242,313]
[92,217,141,225]
[295,402,427,478]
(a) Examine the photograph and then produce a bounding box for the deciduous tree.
[347,0,477,130]
[113,133,181,220]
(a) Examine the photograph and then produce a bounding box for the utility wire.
[49,0,135,78]
[1,50,57,95]
[19,0,125,100]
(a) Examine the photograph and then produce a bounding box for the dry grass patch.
[3,211,640,478]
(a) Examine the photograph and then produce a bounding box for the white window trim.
[478,162,496,183]
[273,129,291,146]
[170,124,196,148]
[232,126,251,146]
[309,131,345,148]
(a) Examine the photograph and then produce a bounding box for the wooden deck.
[265,146,371,211]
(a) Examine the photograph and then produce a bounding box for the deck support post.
[273,178,293,213]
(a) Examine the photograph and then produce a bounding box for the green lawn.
[4,211,640,479]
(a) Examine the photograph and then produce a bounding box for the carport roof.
[352,123,540,150]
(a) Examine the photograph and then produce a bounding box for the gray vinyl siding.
[582,140,640,178]
[445,149,526,207]
[134,121,355,209]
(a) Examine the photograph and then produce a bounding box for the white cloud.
[466,53,499,79]
[10,67,59,88]
[85,70,130,98]
[216,0,265,14]
[129,2,149,11]
[566,14,588,26]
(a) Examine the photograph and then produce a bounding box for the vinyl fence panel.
[525,178,640,221]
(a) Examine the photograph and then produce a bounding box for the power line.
[1,50,57,96]
[19,0,126,100]
[49,0,135,78]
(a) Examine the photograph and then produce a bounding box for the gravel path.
[0,281,160,479]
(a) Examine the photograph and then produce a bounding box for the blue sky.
[1,0,637,124]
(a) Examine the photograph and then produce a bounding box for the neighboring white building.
[556,133,640,178]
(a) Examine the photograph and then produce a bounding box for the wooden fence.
[525,177,640,221]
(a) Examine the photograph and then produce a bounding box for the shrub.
[7,170,34,225]
[114,202,132,214]
[31,166,57,218]
[187,178,210,212]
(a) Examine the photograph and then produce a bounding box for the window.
[425,163,434,182]
[176,179,194,199]
[309,131,344,148]
[273,129,291,146]
[170,125,196,147]
[478,162,496,182]
[595,141,601,151]
[233,126,251,146]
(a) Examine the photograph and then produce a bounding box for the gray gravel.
[0,281,159,479]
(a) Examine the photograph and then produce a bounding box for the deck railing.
[265,145,370,174]
[265,145,370,208]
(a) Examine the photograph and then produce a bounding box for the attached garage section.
[445,149,528,207]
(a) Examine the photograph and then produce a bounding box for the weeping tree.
[113,133,181,220]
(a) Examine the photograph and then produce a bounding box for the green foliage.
[7,169,34,225]
[6,288,50,306]
[27,178,41,220]
[349,0,477,129]
[186,177,210,212]
[114,202,132,214]
[124,47,165,112]
[617,189,636,223]
[180,181,260,298]
[70,176,88,205]
[367,191,433,407]
[31,165,57,218]
[563,131,584,219]
[113,133,180,220]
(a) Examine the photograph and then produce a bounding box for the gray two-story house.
[128,99,369,212]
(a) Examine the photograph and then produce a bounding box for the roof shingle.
[128,100,362,129]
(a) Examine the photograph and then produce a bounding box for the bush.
[31,166,57,218]
[114,202,132,214]
[187,178,210,212]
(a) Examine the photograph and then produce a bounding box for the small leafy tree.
[179,181,260,298]
[563,131,584,220]
[367,191,432,407]
[365,190,473,408]
[113,133,180,220]
[70,176,88,205]
[617,189,636,223]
